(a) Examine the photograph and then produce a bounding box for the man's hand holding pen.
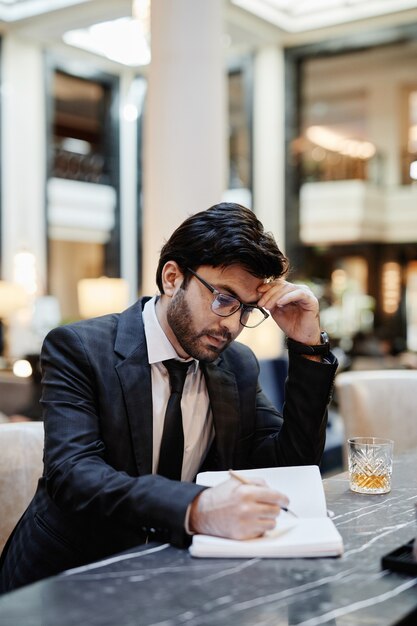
[188,471,291,541]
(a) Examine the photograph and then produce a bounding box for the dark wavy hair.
[156,202,288,293]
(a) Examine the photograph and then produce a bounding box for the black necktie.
[157,359,192,480]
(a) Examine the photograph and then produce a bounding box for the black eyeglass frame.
[186,267,269,328]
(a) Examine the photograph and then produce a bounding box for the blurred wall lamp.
[77,276,129,319]
[0,281,28,357]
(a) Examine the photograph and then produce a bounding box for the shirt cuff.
[184,503,195,536]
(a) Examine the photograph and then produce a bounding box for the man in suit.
[0,203,337,592]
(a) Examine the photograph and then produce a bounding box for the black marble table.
[1,451,417,626]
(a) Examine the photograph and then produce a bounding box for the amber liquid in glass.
[350,472,390,491]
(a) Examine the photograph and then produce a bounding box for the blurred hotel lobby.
[0,0,417,464]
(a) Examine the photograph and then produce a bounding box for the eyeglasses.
[186,268,269,328]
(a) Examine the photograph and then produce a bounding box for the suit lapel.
[112,299,242,475]
[114,299,153,476]
[201,360,240,469]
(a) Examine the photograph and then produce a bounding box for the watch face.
[320,331,330,345]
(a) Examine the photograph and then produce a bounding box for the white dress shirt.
[142,297,214,481]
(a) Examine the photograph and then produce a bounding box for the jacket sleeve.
[41,324,204,548]
[238,350,338,469]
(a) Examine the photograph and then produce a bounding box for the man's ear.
[161,261,184,296]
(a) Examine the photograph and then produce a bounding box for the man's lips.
[205,333,229,349]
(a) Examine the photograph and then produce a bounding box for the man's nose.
[218,311,241,335]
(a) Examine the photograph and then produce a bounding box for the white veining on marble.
[343,521,414,558]
[145,569,357,626]
[61,543,170,576]
[196,557,260,584]
[145,595,237,626]
[333,494,406,523]
[294,577,417,626]
[65,562,221,581]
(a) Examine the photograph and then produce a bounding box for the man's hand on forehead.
[256,279,321,346]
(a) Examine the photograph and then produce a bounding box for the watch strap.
[286,331,330,356]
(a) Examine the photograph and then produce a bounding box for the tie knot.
[163,359,191,394]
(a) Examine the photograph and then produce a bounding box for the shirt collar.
[142,296,198,373]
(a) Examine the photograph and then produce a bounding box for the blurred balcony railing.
[300,179,417,245]
[51,147,109,185]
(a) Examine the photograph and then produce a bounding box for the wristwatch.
[286,331,330,356]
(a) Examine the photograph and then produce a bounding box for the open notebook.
[189,465,343,558]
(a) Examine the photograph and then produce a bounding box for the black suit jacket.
[0,298,337,592]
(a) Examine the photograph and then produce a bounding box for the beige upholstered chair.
[335,369,417,467]
[0,421,44,553]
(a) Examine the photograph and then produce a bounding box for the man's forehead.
[196,265,264,298]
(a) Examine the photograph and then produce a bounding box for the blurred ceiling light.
[77,276,129,319]
[231,0,417,32]
[13,359,32,378]
[306,125,376,159]
[63,5,151,67]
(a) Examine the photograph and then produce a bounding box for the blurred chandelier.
[306,126,376,159]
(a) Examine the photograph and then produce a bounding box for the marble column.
[240,44,286,359]
[120,73,146,302]
[142,0,226,295]
[253,44,286,252]
[1,35,47,288]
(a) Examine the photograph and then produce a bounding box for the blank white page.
[196,465,327,519]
